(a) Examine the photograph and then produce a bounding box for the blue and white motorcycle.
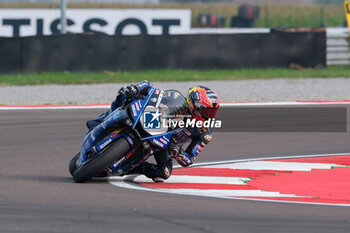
[69,87,187,183]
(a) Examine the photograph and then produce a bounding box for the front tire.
[72,138,131,183]
[69,153,80,176]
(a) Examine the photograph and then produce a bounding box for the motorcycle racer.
[86,81,220,182]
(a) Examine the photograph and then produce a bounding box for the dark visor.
[200,106,219,119]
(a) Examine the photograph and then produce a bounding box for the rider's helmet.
[187,86,220,122]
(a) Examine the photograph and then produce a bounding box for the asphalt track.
[1,105,350,233]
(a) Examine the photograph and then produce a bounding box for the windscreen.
[140,89,187,136]
[159,90,187,118]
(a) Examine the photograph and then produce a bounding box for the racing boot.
[127,162,170,183]
[152,177,165,183]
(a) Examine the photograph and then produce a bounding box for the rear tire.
[72,138,131,183]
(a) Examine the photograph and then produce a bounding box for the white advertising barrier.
[0,9,191,37]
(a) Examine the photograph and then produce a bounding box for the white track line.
[0,105,110,110]
[1,101,350,110]
[189,152,350,168]
[207,161,344,171]
[142,189,300,198]
[221,101,350,107]
[110,175,251,185]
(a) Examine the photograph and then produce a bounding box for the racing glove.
[168,144,182,158]
[175,152,194,167]
[118,84,140,100]
[168,144,194,167]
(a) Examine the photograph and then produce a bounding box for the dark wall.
[0,37,22,73]
[0,31,326,73]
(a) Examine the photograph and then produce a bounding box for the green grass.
[1,67,350,86]
[0,2,346,28]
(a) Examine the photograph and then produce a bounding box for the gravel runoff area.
[1,78,350,105]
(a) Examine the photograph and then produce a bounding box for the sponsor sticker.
[110,133,119,138]
[159,138,168,145]
[131,104,138,117]
[98,138,112,151]
[135,102,140,111]
[125,136,134,147]
[152,139,164,148]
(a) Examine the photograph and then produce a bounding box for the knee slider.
[161,166,172,179]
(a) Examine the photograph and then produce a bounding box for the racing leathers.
[86,81,213,182]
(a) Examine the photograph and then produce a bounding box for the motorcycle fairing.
[77,108,128,167]
[141,129,182,149]
[95,130,134,153]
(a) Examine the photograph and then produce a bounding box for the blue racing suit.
[86,81,213,181]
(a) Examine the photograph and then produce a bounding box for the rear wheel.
[72,138,131,183]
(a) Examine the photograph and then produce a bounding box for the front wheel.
[72,138,131,183]
[69,153,80,176]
